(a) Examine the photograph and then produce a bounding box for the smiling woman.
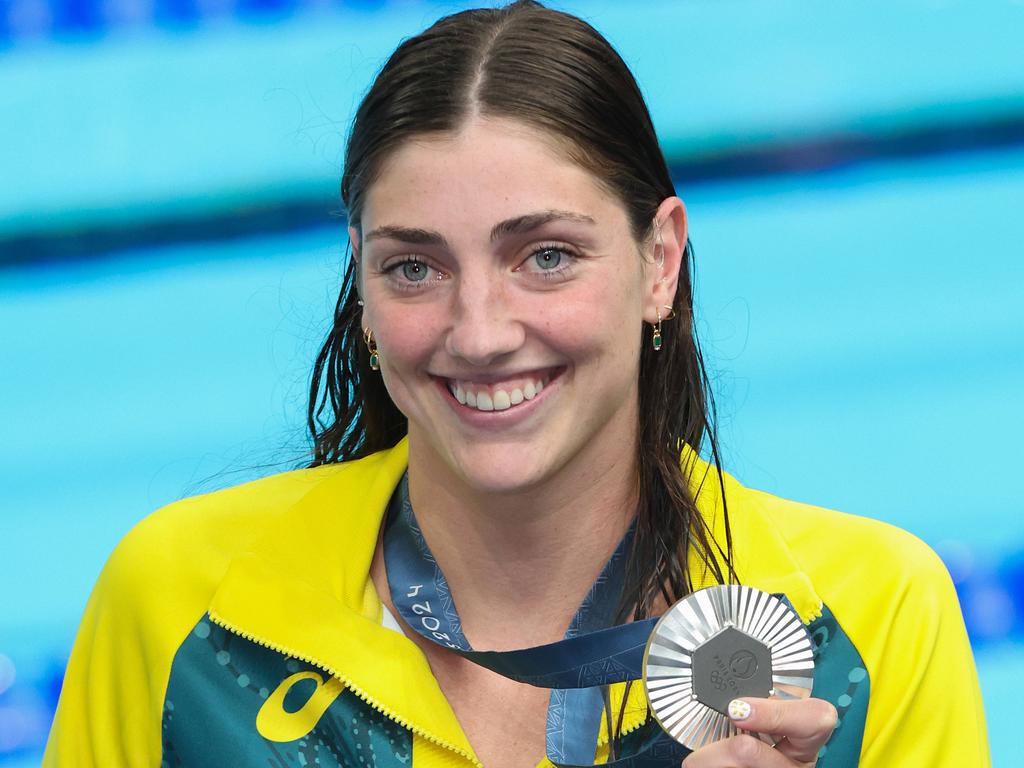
[43,2,989,768]
[354,119,676,498]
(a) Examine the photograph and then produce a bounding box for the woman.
[45,2,988,766]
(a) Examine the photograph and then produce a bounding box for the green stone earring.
[364,327,380,371]
[652,305,675,351]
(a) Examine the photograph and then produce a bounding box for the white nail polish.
[728,699,752,721]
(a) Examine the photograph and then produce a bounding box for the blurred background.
[1,0,1022,764]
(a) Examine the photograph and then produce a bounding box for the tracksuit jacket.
[44,439,990,766]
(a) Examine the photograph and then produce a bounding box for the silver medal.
[642,584,815,750]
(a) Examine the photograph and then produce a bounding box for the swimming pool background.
[1,1,1022,764]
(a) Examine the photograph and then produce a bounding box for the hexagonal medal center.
[691,626,772,714]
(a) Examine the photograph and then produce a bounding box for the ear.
[643,196,688,324]
[348,225,365,309]
[348,225,361,263]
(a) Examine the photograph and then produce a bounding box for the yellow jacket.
[44,440,990,766]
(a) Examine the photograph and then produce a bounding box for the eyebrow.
[363,225,446,246]
[488,210,596,242]
[362,209,596,247]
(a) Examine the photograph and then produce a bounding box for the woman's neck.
[404,437,637,650]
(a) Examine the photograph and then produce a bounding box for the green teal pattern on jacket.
[161,614,412,767]
[807,605,870,766]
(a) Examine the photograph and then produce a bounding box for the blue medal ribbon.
[383,475,689,767]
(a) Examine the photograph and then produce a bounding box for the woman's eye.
[384,258,440,288]
[401,261,430,282]
[532,248,564,270]
[517,245,577,283]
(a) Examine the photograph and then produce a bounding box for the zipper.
[208,609,483,768]
[593,687,650,752]
[602,712,648,744]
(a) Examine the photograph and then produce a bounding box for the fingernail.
[728,699,752,721]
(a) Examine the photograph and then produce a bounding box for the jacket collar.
[208,439,821,760]
[207,439,481,759]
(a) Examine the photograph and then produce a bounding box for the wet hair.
[308,0,734,749]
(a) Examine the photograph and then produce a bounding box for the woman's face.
[355,117,682,496]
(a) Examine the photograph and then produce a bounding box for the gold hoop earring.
[364,328,380,371]
[652,305,675,351]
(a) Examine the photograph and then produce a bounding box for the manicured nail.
[728,699,752,721]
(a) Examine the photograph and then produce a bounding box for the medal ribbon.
[383,475,689,767]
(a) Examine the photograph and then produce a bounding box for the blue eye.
[533,248,563,270]
[401,261,429,281]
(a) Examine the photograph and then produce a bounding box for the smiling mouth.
[444,370,558,413]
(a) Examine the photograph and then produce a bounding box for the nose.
[444,271,526,366]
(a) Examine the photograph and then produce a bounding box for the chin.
[406,420,580,497]
[447,448,553,496]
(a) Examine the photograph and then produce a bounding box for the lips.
[444,371,555,412]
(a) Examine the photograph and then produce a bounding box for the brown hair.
[308,0,734,749]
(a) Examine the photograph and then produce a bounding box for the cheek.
[374,313,441,417]
[374,308,442,367]
[536,278,644,358]
[372,305,458,426]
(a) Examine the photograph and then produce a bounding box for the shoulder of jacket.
[101,453,395,611]
[736,485,955,629]
[124,464,337,554]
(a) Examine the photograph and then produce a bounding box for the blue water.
[4,0,1023,235]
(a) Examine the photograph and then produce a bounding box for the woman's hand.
[681,697,838,767]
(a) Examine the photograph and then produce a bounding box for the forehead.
[362,117,630,237]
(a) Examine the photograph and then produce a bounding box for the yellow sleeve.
[43,502,214,767]
[43,532,166,765]
[857,536,990,767]
[749,489,991,766]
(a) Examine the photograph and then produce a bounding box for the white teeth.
[450,377,548,411]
